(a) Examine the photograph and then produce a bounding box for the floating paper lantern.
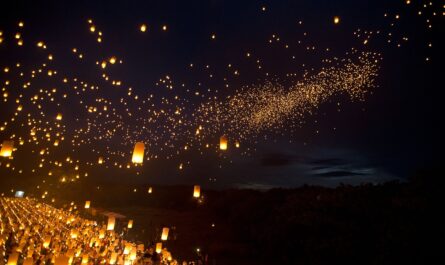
[99,229,105,239]
[84,201,91,209]
[43,236,51,248]
[107,216,115,231]
[148,187,153,194]
[131,142,145,164]
[23,257,33,265]
[98,157,103,164]
[130,248,137,260]
[156,243,162,253]
[235,141,240,148]
[7,252,19,265]
[56,113,63,120]
[219,136,228,150]
[81,255,89,264]
[109,253,118,264]
[161,227,169,241]
[66,250,75,264]
[70,229,78,239]
[140,24,147,32]
[1,140,14,157]
[127,219,133,229]
[334,16,340,24]
[124,244,132,255]
[193,185,201,198]
[55,256,70,265]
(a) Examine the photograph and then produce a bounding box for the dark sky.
[0,0,443,190]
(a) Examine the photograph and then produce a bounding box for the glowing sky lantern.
[107,216,116,230]
[43,236,51,248]
[124,244,132,255]
[128,219,133,229]
[56,113,63,120]
[54,256,70,265]
[109,253,118,264]
[1,140,14,157]
[334,16,340,24]
[132,142,145,164]
[98,157,103,164]
[155,243,162,253]
[148,187,153,194]
[81,255,89,264]
[140,24,147,32]
[161,227,169,241]
[235,141,240,148]
[193,185,201,198]
[130,248,137,260]
[7,252,19,265]
[219,135,228,150]
[23,258,33,265]
[84,200,91,209]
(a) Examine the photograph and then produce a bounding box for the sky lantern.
[1,140,14,157]
[55,256,70,265]
[128,219,133,228]
[140,24,147,32]
[84,200,91,209]
[124,244,132,255]
[23,258,33,265]
[148,187,153,194]
[130,248,137,260]
[107,216,116,230]
[43,236,51,248]
[7,252,19,265]
[156,243,162,254]
[193,185,201,198]
[132,142,145,164]
[109,253,118,264]
[334,16,340,24]
[99,229,105,239]
[235,141,240,148]
[81,255,89,264]
[56,113,62,120]
[98,157,103,164]
[219,135,228,150]
[161,227,169,240]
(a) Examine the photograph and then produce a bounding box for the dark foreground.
[2,169,443,265]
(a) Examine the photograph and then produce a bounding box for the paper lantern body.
[132,142,145,163]
[155,243,162,253]
[219,136,228,150]
[81,255,89,264]
[107,216,116,231]
[1,140,14,157]
[84,201,91,209]
[55,256,70,265]
[109,252,118,264]
[23,257,34,265]
[161,227,169,241]
[7,253,19,265]
[193,185,201,198]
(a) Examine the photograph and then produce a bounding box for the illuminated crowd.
[0,197,182,265]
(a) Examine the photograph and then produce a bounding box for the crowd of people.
[0,197,183,265]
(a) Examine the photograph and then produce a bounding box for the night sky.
[0,0,443,190]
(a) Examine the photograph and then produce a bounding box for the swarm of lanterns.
[0,197,180,265]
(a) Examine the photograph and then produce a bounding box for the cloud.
[313,170,367,178]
